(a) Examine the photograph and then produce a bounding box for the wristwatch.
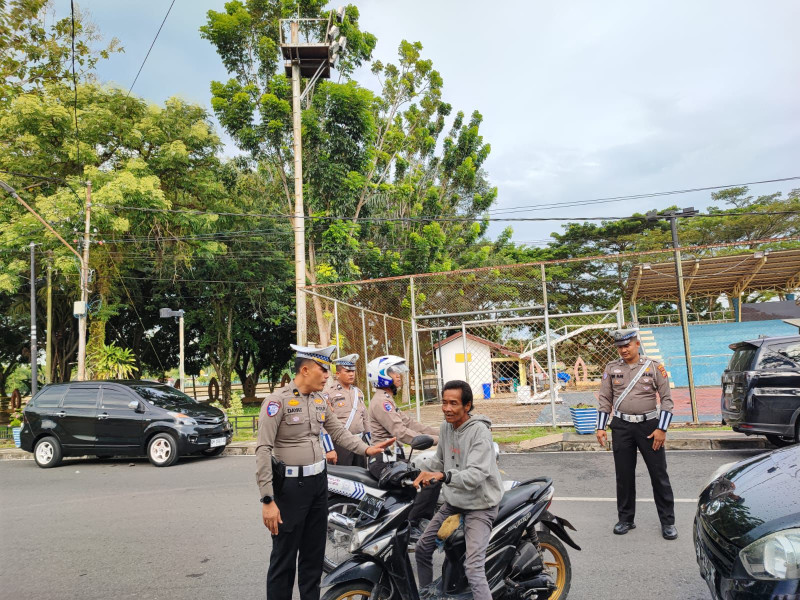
[443,471,452,484]
[261,495,274,504]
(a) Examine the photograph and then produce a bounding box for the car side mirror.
[410,435,434,451]
[128,400,143,412]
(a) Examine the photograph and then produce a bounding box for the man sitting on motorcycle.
[413,380,504,600]
[366,355,440,540]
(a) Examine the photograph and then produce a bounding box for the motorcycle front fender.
[322,556,384,588]
[540,510,582,551]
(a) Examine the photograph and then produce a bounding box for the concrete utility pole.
[76,181,92,381]
[280,9,346,345]
[647,208,699,424]
[46,252,53,384]
[290,21,307,346]
[160,308,185,393]
[30,243,38,396]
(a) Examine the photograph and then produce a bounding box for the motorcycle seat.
[496,482,547,522]
[327,464,379,486]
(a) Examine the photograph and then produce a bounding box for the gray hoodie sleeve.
[447,426,494,491]
[418,421,445,472]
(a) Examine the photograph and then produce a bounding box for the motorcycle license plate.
[357,494,384,519]
[209,437,226,448]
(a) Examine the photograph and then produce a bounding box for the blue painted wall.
[648,320,797,387]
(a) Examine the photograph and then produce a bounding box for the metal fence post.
[461,322,470,384]
[430,330,442,402]
[541,264,557,427]
[410,277,422,420]
[334,300,340,358]
[361,308,371,405]
[383,314,389,354]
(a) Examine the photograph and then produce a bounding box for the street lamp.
[159,308,185,393]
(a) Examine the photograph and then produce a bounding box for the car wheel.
[34,436,63,468]
[765,434,796,448]
[201,446,225,457]
[147,432,180,467]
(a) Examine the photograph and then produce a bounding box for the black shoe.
[613,521,636,535]
[662,524,678,540]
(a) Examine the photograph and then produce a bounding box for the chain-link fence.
[303,242,800,426]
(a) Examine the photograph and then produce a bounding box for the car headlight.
[168,411,197,426]
[740,528,800,580]
[703,461,736,492]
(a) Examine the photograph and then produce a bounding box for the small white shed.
[433,332,526,400]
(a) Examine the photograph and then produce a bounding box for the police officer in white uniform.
[256,345,395,600]
[321,353,370,467]
[595,329,678,540]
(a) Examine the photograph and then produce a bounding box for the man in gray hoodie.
[413,380,504,600]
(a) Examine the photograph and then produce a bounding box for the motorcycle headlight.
[168,411,197,426]
[349,521,383,553]
[361,533,393,557]
[740,528,800,580]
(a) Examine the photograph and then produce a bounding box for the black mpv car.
[695,445,800,598]
[721,335,800,447]
[19,380,232,468]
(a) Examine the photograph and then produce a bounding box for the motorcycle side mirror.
[410,435,434,451]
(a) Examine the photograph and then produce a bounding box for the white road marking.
[554,496,696,503]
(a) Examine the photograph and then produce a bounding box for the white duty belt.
[285,459,326,477]
[343,387,360,430]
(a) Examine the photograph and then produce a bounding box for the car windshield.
[131,384,197,407]
[728,346,757,371]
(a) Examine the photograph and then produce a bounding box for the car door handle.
[97,413,109,420]
[55,411,66,417]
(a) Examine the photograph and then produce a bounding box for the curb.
[501,432,772,453]
[1,435,771,460]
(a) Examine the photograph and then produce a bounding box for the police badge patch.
[266,401,280,417]
[383,401,393,412]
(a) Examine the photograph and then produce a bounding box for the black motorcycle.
[322,436,580,600]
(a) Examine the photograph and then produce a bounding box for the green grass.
[492,427,564,444]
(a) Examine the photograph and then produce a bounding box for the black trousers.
[266,470,327,600]
[368,456,440,524]
[333,442,366,468]
[610,417,675,526]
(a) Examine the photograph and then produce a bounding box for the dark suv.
[19,380,232,468]
[721,335,800,447]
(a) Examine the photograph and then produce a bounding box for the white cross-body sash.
[344,386,361,430]
[612,360,652,413]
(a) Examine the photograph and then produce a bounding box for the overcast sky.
[58,0,800,245]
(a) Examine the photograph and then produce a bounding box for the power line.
[486,176,800,215]
[95,203,800,223]
[126,0,176,98]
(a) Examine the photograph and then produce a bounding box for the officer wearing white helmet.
[320,353,370,467]
[256,344,396,600]
[366,354,440,538]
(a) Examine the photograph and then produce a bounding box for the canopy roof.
[625,248,800,303]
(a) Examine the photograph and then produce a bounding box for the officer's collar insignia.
[293,389,300,397]
[314,397,323,404]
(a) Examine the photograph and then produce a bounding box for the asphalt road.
[0,449,763,600]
